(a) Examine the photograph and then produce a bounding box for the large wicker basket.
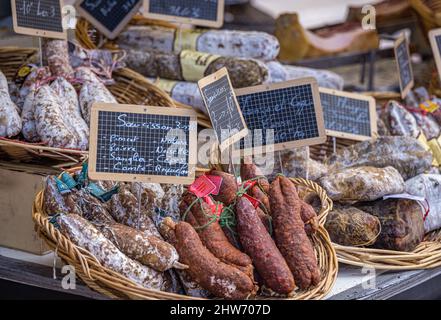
[32,177,338,300]
[332,227,441,270]
[0,47,37,80]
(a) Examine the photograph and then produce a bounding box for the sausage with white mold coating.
[0,70,22,137]
[97,222,186,272]
[34,85,79,149]
[109,184,162,238]
[50,77,89,150]
[57,214,167,291]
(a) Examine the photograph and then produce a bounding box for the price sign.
[88,103,198,184]
[143,0,224,28]
[11,0,66,39]
[394,33,414,99]
[76,0,143,40]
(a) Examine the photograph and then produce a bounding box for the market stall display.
[3,0,441,302]
[32,166,337,300]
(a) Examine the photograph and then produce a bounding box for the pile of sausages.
[0,39,116,150]
[170,163,321,299]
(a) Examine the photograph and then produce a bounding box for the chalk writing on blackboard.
[88,103,198,185]
[319,88,376,141]
[12,0,66,39]
[76,0,142,39]
[394,34,414,98]
[143,0,224,28]
[198,68,248,151]
[235,78,326,154]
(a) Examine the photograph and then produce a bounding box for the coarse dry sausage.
[163,218,257,299]
[269,176,320,289]
[179,191,253,272]
[0,70,22,137]
[58,214,167,291]
[236,197,295,294]
[34,85,79,149]
[97,222,186,272]
[50,77,89,150]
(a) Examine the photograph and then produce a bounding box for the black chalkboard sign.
[235,78,326,155]
[429,28,441,84]
[76,0,142,40]
[198,68,248,151]
[394,34,414,98]
[88,103,198,184]
[143,0,224,28]
[319,88,377,141]
[11,0,66,39]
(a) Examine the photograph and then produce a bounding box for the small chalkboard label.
[198,68,248,151]
[88,103,198,184]
[143,0,224,28]
[76,0,142,40]
[11,0,66,39]
[394,34,414,99]
[235,78,326,155]
[319,88,377,141]
[429,28,441,84]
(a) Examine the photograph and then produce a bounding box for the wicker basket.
[333,230,441,270]
[0,47,37,80]
[32,177,338,300]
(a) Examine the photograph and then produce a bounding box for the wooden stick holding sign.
[319,88,377,142]
[234,77,326,157]
[143,0,224,28]
[11,0,66,39]
[198,67,248,152]
[394,33,414,99]
[88,103,198,185]
[429,28,441,84]
[75,0,143,40]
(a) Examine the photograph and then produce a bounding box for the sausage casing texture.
[159,219,212,298]
[21,89,40,142]
[77,68,117,125]
[179,191,252,270]
[98,222,182,272]
[209,170,238,206]
[166,218,257,299]
[269,176,320,290]
[43,176,83,216]
[50,77,89,150]
[236,197,295,294]
[109,184,162,238]
[58,214,166,291]
[42,39,74,77]
[0,70,22,137]
[34,85,79,149]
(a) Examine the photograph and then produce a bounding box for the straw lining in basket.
[32,177,338,300]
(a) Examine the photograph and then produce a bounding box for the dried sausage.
[98,222,186,272]
[58,214,166,291]
[269,176,320,289]
[236,197,295,294]
[163,218,257,299]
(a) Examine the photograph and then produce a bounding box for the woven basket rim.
[32,177,338,300]
[332,227,441,270]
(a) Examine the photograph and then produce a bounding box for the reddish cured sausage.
[179,192,253,271]
[209,170,238,205]
[269,176,321,290]
[236,197,295,294]
[165,218,257,300]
